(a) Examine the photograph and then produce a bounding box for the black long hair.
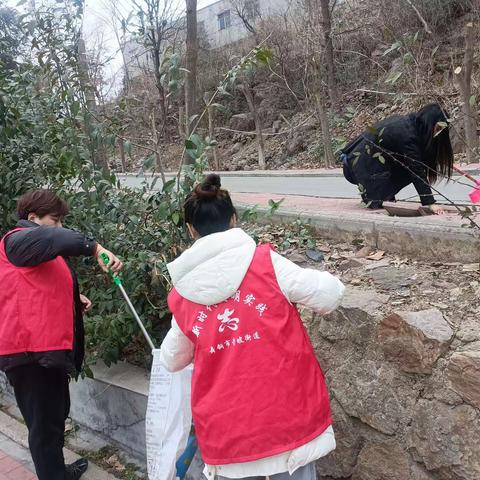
[184,174,237,237]
[416,103,454,184]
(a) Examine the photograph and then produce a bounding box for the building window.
[218,10,231,31]
[245,0,260,19]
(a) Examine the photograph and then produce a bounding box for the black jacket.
[0,220,97,375]
[342,113,436,206]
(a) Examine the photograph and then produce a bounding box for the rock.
[407,400,480,480]
[409,463,437,480]
[286,134,305,155]
[355,245,374,258]
[367,250,385,261]
[316,399,363,479]
[456,318,480,343]
[329,360,418,435]
[447,350,480,409]
[364,259,390,271]
[378,309,453,374]
[319,288,389,346]
[288,252,307,265]
[352,441,410,480]
[230,142,242,154]
[367,266,417,290]
[306,249,324,262]
[229,113,255,131]
[338,257,367,271]
[423,361,464,406]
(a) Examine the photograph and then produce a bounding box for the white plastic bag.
[146,349,192,480]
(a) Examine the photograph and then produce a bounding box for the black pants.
[7,364,70,480]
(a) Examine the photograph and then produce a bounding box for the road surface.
[117,173,474,204]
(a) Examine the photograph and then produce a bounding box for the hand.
[95,244,123,273]
[428,204,445,215]
[79,294,92,313]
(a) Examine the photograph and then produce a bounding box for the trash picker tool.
[100,253,197,480]
[100,253,156,351]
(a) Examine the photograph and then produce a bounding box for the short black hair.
[184,174,236,237]
[17,190,69,220]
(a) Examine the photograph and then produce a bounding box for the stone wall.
[305,288,480,480]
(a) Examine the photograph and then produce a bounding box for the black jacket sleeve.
[4,226,97,267]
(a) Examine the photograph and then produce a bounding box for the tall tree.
[78,37,109,170]
[455,22,478,163]
[319,0,338,108]
[303,0,335,168]
[133,0,180,139]
[185,0,198,143]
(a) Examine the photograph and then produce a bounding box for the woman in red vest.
[0,190,122,480]
[160,174,345,480]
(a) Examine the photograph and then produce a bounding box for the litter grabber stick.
[100,253,197,480]
[100,253,156,351]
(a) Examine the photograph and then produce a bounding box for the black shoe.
[66,458,89,480]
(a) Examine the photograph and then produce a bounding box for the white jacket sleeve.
[159,317,195,372]
[271,250,345,314]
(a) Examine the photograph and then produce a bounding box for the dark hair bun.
[195,174,222,199]
[204,173,221,188]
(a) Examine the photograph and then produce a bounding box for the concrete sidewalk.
[232,193,480,262]
[0,434,36,480]
[0,411,116,480]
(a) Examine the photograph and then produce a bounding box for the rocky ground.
[245,222,480,480]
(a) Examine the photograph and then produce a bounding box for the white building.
[124,0,295,77]
[198,0,294,49]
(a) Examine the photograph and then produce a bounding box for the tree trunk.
[315,93,335,168]
[78,37,109,170]
[455,22,478,163]
[319,0,338,108]
[185,0,198,143]
[151,44,169,143]
[241,83,266,169]
[178,106,186,137]
[118,138,126,173]
[204,92,220,170]
[151,113,167,184]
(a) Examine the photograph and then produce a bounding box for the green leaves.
[373,152,386,164]
[0,2,192,370]
[254,48,273,65]
[268,198,285,215]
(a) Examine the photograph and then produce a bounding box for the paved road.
[118,174,475,204]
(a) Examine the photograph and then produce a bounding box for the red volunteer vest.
[168,244,332,465]
[0,228,74,355]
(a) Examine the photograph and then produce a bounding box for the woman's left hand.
[428,204,445,215]
[80,294,92,313]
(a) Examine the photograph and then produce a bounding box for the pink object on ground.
[469,181,480,204]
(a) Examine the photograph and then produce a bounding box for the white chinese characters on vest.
[190,290,266,353]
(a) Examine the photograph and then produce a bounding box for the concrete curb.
[0,410,118,480]
[116,168,480,179]
[236,203,480,263]
[117,170,345,178]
